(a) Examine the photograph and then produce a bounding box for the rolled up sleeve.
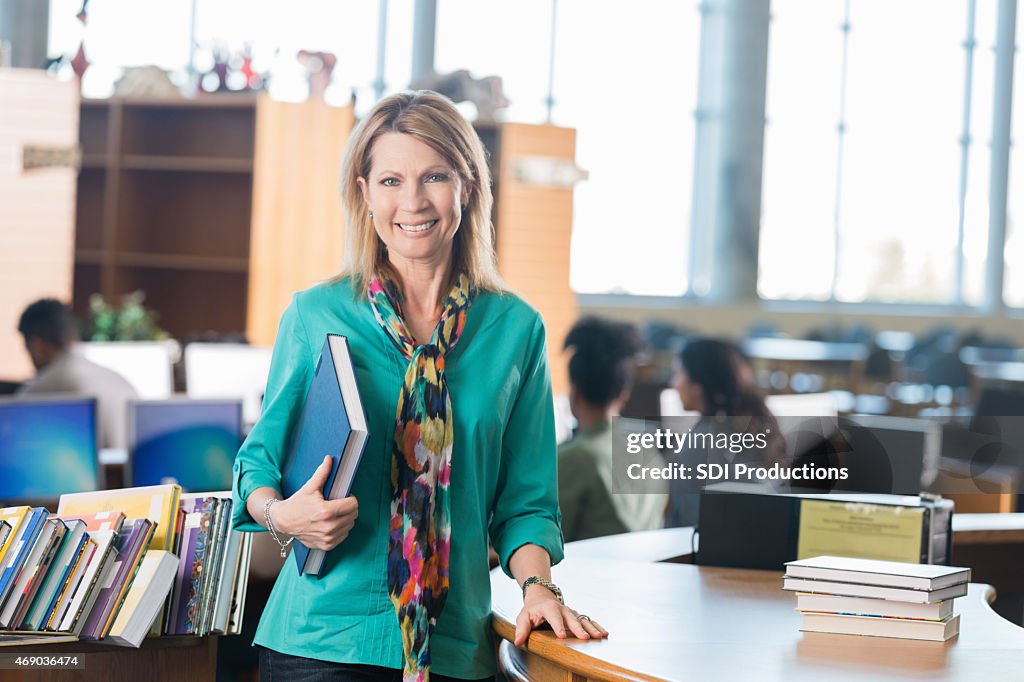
[231,295,313,532]
[488,315,564,577]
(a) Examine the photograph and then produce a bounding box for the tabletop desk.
[492,559,1023,682]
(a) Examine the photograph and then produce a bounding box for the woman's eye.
[381,177,399,187]
[426,173,448,182]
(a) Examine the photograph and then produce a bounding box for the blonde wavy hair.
[336,90,507,296]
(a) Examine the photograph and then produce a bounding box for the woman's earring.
[369,210,374,219]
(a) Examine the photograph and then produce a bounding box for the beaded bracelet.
[263,497,294,558]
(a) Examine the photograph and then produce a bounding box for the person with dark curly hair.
[557,316,667,541]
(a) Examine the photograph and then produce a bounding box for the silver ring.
[577,614,592,622]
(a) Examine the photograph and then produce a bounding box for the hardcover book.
[281,334,369,577]
[785,555,970,591]
[169,497,217,635]
[800,611,961,641]
[782,577,968,604]
[106,550,179,648]
[58,485,180,553]
[795,592,954,621]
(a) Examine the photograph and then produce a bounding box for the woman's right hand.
[272,455,359,551]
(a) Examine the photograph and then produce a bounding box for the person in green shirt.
[558,317,667,542]
[231,90,606,682]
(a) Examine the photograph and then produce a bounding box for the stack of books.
[783,555,971,642]
[0,486,252,648]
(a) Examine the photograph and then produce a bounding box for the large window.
[436,0,702,296]
[553,0,701,296]
[1006,2,1024,308]
[759,0,996,305]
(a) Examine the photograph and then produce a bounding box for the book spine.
[12,524,67,629]
[25,532,86,631]
[100,522,156,639]
[60,539,116,633]
[46,539,94,631]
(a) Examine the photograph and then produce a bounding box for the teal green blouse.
[231,277,563,679]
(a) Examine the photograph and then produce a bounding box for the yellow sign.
[797,499,925,564]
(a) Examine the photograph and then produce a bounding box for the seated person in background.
[666,337,782,527]
[17,298,138,449]
[558,316,667,542]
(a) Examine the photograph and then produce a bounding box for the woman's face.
[673,362,705,414]
[357,132,467,272]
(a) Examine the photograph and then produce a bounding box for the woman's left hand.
[513,588,609,646]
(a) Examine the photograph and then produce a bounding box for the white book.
[801,611,960,642]
[57,530,117,634]
[785,555,970,590]
[106,551,179,648]
[226,533,253,636]
[796,593,954,621]
[783,576,967,604]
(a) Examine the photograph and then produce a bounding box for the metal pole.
[374,0,389,100]
[984,0,1017,311]
[410,0,437,86]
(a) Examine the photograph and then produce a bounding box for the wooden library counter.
[491,558,1024,682]
[0,636,215,682]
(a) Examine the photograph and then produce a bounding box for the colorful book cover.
[100,520,155,639]
[22,520,88,631]
[170,498,216,635]
[57,485,180,552]
[161,507,187,635]
[185,494,231,636]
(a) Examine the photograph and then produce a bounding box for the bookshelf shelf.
[120,155,253,173]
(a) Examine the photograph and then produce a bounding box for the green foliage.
[82,290,169,341]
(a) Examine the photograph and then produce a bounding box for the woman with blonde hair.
[232,90,605,682]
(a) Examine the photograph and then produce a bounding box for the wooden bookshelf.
[73,96,258,340]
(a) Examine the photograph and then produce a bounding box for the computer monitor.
[765,393,838,418]
[0,396,100,502]
[830,415,941,495]
[127,398,243,492]
[80,341,177,400]
[184,342,272,428]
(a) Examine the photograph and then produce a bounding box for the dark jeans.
[257,647,494,682]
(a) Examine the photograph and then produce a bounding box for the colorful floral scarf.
[368,272,473,682]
